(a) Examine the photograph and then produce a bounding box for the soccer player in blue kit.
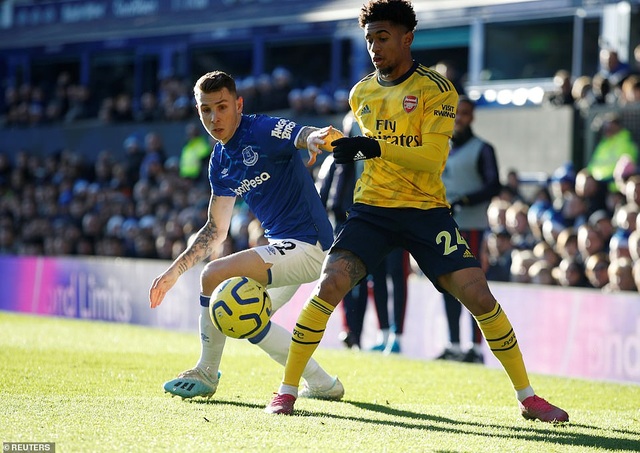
[149,70,344,401]
[266,0,569,423]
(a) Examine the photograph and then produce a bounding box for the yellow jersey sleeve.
[349,63,458,210]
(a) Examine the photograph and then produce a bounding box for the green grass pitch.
[1,311,639,452]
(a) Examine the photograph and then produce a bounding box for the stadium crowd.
[1,50,640,293]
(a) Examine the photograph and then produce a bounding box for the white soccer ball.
[209,276,272,339]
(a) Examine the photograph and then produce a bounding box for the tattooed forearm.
[296,126,320,149]
[174,221,219,275]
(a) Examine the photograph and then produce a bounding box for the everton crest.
[242,146,259,166]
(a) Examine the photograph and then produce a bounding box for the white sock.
[377,328,390,345]
[277,384,298,397]
[516,386,535,402]
[449,342,462,353]
[391,333,401,348]
[195,304,226,376]
[256,322,334,389]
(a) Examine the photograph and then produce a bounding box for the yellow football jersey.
[349,62,458,209]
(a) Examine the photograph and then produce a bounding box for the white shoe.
[163,367,220,399]
[299,377,344,400]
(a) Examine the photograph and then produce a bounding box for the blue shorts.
[332,204,480,292]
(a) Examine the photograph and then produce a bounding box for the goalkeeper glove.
[332,136,381,164]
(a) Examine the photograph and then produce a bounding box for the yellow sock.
[475,303,530,391]
[282,295,334,388]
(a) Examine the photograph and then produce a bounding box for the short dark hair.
[458,95,476,111]
[194,70,237,97]
[359,0,417,32]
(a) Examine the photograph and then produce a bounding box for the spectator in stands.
[510,249,537,283]
[604,257,636,292]
[633,259,640,292]
[544,69,574,107]
[555,227,580,262]
[486,198,510,233]
[574,168,609,216]
[439,96,501,363]
[112,93,134,123]
[577,222,607,262]
[526,199,552,243]
[533,241,561,269]
[255,73,276,112]
[587,112,638,192]
[434,60,465,96]
[618,75,640,106]
[135,91,164,122]
[505,201,536,250]
[287,88,304,115]
[584,252,610,289]
[553,256,589,288]
[589,209,614,246]
[64,85,91,122]
[484,227,513,282]
[629,228,640,261]
[179,122,211,184]
[270,67,293,111]
[503,169,525,202]
[571,75,594,113]
[528,260,556,285]
[139,131,166,183]
[609,228,632,263]
[613,203,638,237]
[597,48,630,90]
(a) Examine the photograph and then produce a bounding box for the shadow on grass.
[344,400,639,451]
[187,397,638,451]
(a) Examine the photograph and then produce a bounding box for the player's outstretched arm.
[297,125,344,167]
[149,194,235,308]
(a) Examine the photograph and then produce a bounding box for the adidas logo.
[360,105,371,115]
[353,151,367,161]
[463,249,475,258]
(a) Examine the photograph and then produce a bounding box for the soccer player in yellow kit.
[266,0,569,423]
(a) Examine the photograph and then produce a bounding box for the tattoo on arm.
[296,126,319,149]
[174,196,220,275]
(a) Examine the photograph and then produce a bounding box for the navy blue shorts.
[332,204,480,292]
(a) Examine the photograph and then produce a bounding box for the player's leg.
[408,207,568,423]
[340,279,368,349]
[385,248,409,354]
[164,247,272,399]
[439,267,568,422]
[438,292,463,359]
[266,206,391,414]
[460,229,486,363]
[370,258,390,351]
[250,284,343,400]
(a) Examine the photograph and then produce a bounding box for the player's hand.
[149,270,179,308]
[332,136,381,164]
[306,126,343,167]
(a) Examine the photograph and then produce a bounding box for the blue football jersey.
[208,114,334,250]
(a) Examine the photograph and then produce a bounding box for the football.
[209,276,272,339]
[318,126,344,152]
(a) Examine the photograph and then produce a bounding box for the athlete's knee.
[201,261,224,296]
[460,287,496,316]
[317,249,366,304]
